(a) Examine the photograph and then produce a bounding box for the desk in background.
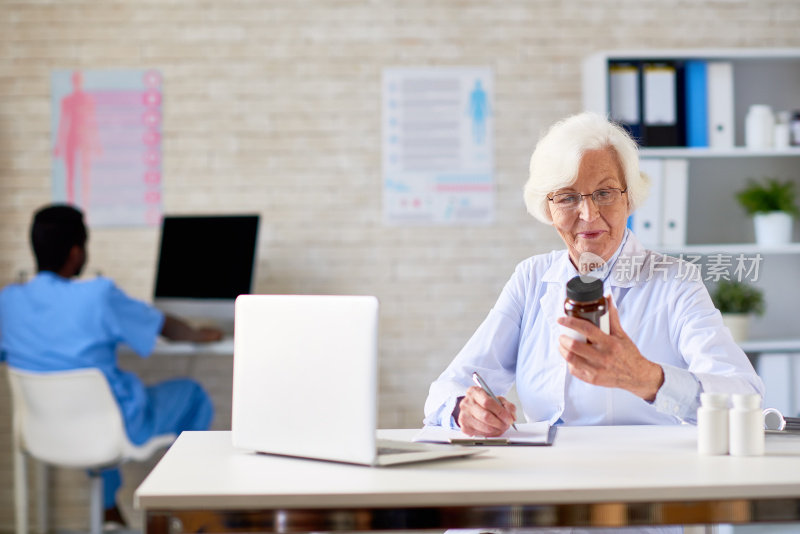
[135,426,800,533]
[149,337,234,356]
[118,337,234,357]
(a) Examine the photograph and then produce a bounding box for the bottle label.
[562,312,609,342]
[599,312,610,335]
[563,327,587,343]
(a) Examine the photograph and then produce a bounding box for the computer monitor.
[153,214,259,331]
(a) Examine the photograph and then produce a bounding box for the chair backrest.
[7,367,129,468]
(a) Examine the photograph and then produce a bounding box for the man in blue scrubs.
[0,204,223,525]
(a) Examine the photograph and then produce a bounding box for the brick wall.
[2,0,800,530]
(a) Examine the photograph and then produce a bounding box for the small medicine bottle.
[729,393,764,457]
[564,275,609,337]
[697,392,730,455]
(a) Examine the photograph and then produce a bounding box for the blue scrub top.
[0,272,165,442]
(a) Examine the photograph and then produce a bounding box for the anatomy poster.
[51,69,163,227]
[382,67,494,224]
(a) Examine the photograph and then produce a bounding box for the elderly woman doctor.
[424,112,763,437]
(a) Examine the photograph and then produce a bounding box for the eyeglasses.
[547,187,627,211]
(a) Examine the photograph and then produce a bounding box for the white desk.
[118,337,234,357]
[134,426,800,533]
[150,336,234,356]
[134,337,800,359]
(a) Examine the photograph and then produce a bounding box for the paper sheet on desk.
[413,422,555,446]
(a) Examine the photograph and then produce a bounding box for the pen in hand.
[472,371,518,431]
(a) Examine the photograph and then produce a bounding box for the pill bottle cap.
[732,393,762,410]
[566,275,603,302]
[700,392,730,409]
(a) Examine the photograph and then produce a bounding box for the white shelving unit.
[740,338,800,354]
[662,243,800,256]
[583,49,800,416]
[640,147,800,158]
[582,47,800,129]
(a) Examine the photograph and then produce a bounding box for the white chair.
[7,367,176,534]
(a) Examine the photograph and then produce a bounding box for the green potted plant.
[735,177,799,246]
[709,280,765,343]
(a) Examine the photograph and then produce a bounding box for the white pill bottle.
[697,392,730,455]
[729,393,765,457]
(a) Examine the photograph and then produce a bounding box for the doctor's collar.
[574,230,630,284]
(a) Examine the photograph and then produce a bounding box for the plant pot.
[721,313,751,343]
[753,211,793,246]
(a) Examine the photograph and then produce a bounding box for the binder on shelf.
[608,62,642,142]
[661,158,689,247]
[642,62,685,147]
[707,61,734,148]
[632,158,663,248]
[684,60,709,147]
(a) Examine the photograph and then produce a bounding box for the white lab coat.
[424,232,764,428]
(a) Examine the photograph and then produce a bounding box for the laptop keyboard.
[377,446,420,455]
[376,439,431,455]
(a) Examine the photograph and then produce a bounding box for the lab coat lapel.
[537,250,573,420]
[607,231,649,291]
[539,249,576,330]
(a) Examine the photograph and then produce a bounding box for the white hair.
[523,112,649,225]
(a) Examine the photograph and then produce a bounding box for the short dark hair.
[31,204,87,273]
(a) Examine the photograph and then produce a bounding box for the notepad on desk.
[413,422,556,446]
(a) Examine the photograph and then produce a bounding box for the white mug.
[745,104,775,149]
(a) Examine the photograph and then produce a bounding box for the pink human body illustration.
[53,71,101,205]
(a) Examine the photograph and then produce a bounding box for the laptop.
[231,294,482,466]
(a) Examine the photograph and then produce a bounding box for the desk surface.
[129,336,800,357]
[137,336,800,357]
[120,336,234,356]
[135,426,800,532]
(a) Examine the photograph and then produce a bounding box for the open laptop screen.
[153,214,259,323]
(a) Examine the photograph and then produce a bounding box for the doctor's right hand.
[455,385,517,437]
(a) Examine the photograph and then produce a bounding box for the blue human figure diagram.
[468,79,489,145]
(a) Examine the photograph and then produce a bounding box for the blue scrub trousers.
[100,378,213,509]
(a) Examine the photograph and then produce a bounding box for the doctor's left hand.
[556,295,664,402]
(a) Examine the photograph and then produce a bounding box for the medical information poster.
[51,69,163,227]
[382,67,494,224]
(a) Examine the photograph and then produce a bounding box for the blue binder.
[684,60,708,147]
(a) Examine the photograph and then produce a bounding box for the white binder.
[609,63,640,125]
[642,63,677,126]
[632,158,663,248]
[707,61,735,148]
[661,159,689,247]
